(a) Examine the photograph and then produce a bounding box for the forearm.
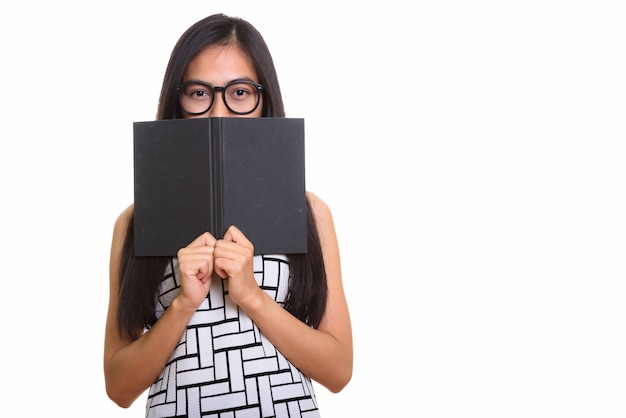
[105,298,195,407]
[244,290,352,392]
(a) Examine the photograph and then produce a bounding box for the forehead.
[184,45,258,84]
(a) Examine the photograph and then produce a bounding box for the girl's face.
[180,45,263,118]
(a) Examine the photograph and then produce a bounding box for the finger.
[222,225,240,243]
[194,260,213,281]
[214,239,253,263]
[214,263,227,280]
[179,251,214,281]
[222,225,252,249]
[186,231,217,248]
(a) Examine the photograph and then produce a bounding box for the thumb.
[186,232,216,248]
[221,225,254,253]
[222,225,244,243]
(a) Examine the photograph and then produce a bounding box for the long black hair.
[117,14,327,340]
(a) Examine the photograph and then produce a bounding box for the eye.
[183,84,213,100]
[192,90,208,98]
[226,83,256,101]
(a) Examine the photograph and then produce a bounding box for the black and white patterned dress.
[145,255,320,418]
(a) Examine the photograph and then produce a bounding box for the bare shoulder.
[306,191,333,222]
[306,191,338,248]
[110,204,134,255]
[113,203,134,235]
[109,204,134,289]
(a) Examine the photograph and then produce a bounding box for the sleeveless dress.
[145,255,320,418]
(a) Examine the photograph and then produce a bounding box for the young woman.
[103,13,352,417]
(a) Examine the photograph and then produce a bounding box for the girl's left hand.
[213,225,261,309]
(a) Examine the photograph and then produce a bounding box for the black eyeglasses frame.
[177,80,264,116]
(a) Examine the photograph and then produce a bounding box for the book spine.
[210,118,224,238]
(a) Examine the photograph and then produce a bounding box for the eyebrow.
[183,77,258,86]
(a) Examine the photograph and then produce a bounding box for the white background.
[1,1,625,416]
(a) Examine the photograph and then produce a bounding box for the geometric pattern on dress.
[146,255,320,418]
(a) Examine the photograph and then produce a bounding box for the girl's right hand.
[175,232,217,310]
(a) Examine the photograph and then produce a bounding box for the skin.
[103,45,353,408]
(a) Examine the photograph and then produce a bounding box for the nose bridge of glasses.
[206,86,229,116]
[212,86,226,95]
[213,86,228,105]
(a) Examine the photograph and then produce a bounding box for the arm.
[103,205,217,407]
[215,191,353,392]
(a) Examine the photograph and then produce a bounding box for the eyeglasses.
[177,80,263,116]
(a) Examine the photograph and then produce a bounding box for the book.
[133,117,307,257]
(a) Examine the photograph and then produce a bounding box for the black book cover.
[133,117,307,256]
